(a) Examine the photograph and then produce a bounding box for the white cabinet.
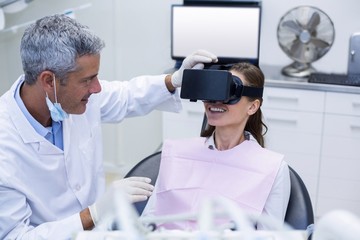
[262,87,325,211]
[317,92,360,217]
[262,87,360,219]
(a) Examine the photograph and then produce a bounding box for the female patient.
[142,62,291,230]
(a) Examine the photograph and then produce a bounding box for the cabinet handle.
[267,95,299,103]
[352,102,360,109]
[266,117,298,125]
[350,124,360,131]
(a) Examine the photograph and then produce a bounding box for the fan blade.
[290,39,307,60]
[306,12,320,33]
[311,38,330,48]
[282,20,302,35]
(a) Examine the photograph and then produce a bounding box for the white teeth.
[210,107,225,112]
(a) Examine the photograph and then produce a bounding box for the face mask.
[45,75,69,122]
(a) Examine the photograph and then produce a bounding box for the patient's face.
[204,72,253,131]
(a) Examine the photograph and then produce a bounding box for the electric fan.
[277,6,335,78]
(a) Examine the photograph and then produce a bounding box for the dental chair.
[285,166,314,232]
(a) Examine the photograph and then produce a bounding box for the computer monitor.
[171,4,261,67]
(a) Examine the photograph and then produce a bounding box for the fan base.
[282,62,316,78]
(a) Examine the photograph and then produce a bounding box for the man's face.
[56,54,101,114]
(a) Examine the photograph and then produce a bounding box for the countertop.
[261,65,360,94]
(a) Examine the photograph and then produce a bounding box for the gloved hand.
[171,49,218,88]
[89,177,154,228]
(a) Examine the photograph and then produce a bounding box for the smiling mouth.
[209,107,227,113]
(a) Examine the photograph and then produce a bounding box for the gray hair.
[20,14,105,85]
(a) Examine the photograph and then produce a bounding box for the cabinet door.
[262,87,325,213]
[317,113,360,216]
[263,109,323,158]
[263,87,325,112]
[325,92,360,116]
[263,108,323,206]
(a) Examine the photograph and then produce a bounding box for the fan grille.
[277,6,335,63]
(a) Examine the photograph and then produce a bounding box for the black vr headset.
[180,69,263,105]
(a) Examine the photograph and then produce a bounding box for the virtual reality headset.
[180,69,263,105]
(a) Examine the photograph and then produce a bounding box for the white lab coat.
[0,75,181,240]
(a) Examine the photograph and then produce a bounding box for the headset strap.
[242,86,263,98]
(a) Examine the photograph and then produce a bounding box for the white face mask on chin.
[45,75,69,122]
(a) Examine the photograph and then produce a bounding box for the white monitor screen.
[171,5,261,65]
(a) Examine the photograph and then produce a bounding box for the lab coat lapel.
[6,83,62,155]
[62,116,71,159]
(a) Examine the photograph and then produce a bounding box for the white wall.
[112,0,182,174]
[0,0,359,174]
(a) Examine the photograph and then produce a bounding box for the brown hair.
[201,62,268,147]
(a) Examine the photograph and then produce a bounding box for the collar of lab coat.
[7,76,65,154]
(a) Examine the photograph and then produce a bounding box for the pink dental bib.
[152,137,284,230]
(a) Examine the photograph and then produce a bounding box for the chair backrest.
[124,151,162,215]
[125,151,314,232]
[285,166,314,231]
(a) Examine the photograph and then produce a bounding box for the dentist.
[0,14,217,239]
